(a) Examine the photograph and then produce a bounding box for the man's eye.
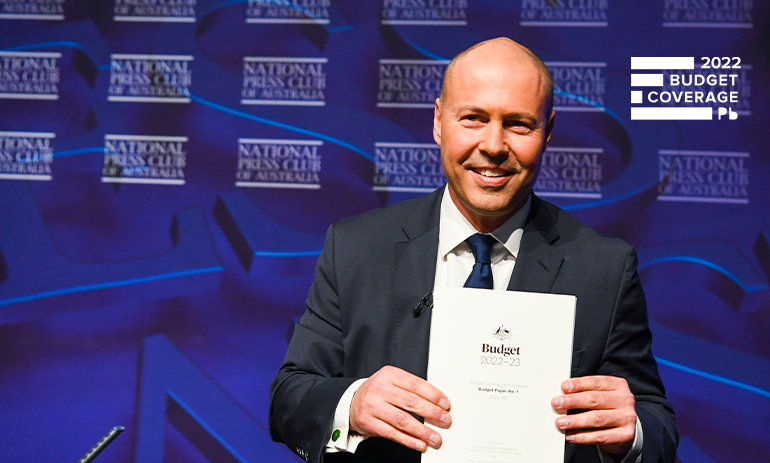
[507,121,531,131]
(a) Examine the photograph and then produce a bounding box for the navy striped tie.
[463,233,497,289]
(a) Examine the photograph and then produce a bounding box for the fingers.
[561,375,628,394]
[349,366,452,451]
[555,408,636,433]
[551,376,634,411]
[558,421,636,455]
[553,408,636,455]
[386,368,451,426]
[551,388,634,412]
[353,409,440,452]
[551,375,637,455]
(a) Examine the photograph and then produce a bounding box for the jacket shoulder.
[332,189,441,239]
[537,198,634,255]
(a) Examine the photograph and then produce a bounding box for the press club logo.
[380,0,468,26]
[372,142,445,193]
[377,59,447,109]
[0,131,55,181]
[520,0,609,27]
[113,0,196,23]
[246,0,330,24]
[236,138,322,189]
[546,61,606,112]
[0,51,61,100]
[241,57,327,106]
[108,54,193,103]
[658,150,749,204]
[102,135,187,185]
[0,0,64,20]
[534,147,604,199]
[662,0,752,28]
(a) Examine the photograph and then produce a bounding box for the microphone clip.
[412,291,433,317]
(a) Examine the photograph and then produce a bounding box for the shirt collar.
[438,187,531,261]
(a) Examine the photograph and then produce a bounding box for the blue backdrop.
[0,1,768,462]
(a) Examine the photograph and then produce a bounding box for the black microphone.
[78,426,124,463]
[412,291,433,317]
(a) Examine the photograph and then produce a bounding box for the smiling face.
[434,39,554,233]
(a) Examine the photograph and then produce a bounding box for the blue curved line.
[211,0,244,8]
[187,92,373,162]
[397,34,447,61]
[560,179,659,211]
[0,266,223,306]
[328,24,353,33]
[639,255,768,292]
[2,40,102,68]
[655,356,770,399]
[253,250,322,258]
[54,147,103,158]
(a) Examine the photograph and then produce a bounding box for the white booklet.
[423,286,576,463]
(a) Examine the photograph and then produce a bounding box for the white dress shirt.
[433,187,529,290]
[326,188,642,463]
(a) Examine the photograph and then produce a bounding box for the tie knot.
[465,233,497,265]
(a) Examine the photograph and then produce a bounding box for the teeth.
[478,169,504,177]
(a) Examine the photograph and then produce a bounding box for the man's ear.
[433,98,442,147]
[543,110,555,150]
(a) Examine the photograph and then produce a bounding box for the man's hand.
[551,376,637,457]
[349,365,451,452]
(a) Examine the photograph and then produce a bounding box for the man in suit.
[269,38,677,463]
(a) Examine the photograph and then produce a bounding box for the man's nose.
[479,122,507,157]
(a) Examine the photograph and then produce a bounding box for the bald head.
[439,38,553,117]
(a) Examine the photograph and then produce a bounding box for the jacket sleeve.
[269,224,358,463]
[599,247,678,463]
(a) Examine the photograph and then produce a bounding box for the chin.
[467,194,516,213]
[468,202,516,218]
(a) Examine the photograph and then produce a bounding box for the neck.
[447,187,526,234]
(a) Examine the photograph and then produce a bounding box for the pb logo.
[718,107,738,120]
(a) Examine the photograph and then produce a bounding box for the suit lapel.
[508,195,564,293]
[393,188,442,379]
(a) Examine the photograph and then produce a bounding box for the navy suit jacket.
[269,188,677,463]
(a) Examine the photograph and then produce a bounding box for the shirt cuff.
[326,378,368,453]
[597,417,643,463]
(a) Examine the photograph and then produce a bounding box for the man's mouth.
[472,168,511,178]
